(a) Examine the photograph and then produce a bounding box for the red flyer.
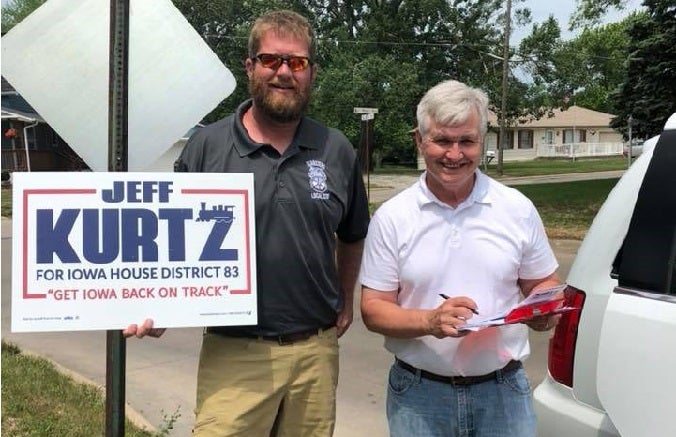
[460,284,577,331]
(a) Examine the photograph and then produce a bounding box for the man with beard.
[124,9,369,437]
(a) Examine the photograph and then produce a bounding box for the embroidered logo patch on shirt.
[307,160,330,200]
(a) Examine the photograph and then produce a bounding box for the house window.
[544,130,554,145]
[563,129,587,143]
[518,130,533,149]
[498,131,514,150]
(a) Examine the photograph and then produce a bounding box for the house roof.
[518,105,616,128]
[488,105,617,129]
[1,76,16,93]
[1,76,44,122]
[1,108,43,122]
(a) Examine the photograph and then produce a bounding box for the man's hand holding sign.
[123,318,166,338]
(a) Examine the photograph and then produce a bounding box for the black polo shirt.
[174,99,369,336]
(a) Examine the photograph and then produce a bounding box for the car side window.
[611,129,676,295]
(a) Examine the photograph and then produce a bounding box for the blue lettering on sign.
[101,181,174,203]
[34,198,241,264]
[196,202,238,261]
[200,220,239,261]
[36,208,193,263]
[36,209,80,263]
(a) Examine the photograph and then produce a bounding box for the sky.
[511,0,645,43]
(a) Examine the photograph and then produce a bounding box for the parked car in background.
[534,113,676,436]
[622,139,644,157]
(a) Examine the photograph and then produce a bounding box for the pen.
[439,293,480,315]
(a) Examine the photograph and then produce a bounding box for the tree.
[517,12,639,115]
[570,0,631,29]
[610,0,676,138]
[1,0,46,33]
[308,0,514,165]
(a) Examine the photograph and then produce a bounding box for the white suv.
[534,113,676,437]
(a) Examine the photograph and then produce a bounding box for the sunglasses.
[252,53,312,72]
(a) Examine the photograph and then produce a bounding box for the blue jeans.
[386,361,535,437]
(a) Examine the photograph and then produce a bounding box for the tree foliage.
[1,0,46,33]
[519,17,633,114]
[609,0,676,138]
[570,0,629,29]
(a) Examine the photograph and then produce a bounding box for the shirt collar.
[415,169,492,209]
[232,99,318,157]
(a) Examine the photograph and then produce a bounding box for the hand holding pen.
[439,293,479,315]
[430,294,478,338]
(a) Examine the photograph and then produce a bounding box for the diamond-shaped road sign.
[1,0,236,171]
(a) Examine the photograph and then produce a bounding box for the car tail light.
[548,285,586,387]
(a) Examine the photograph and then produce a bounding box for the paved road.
[0,171,595,435]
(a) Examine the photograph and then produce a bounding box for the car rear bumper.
[533,374,619,437]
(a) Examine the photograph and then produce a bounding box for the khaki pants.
[193,328,339,437]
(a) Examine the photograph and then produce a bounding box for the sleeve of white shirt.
[359,207,401,292]
[518,203,559,279]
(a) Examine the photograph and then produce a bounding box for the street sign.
[1,0,236,172]
[353,107,379,114]
[361,113,375,121]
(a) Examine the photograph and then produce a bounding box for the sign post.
[107,1,130,435]
[353,108,378,201]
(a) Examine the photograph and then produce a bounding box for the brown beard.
[249,76,311,123]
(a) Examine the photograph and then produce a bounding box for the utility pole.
[497,0,511,176]
[353,107,378,201]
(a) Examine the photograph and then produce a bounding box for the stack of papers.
[459,284,576,331]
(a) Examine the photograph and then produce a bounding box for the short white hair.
[416,80,489,138]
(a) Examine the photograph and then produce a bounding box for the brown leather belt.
[395,358,522,386]
[209,324,334,346]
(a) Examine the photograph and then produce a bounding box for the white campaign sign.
[11,172,257,332]
[1,0,236,171]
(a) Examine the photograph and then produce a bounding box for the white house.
[484,105,624,161]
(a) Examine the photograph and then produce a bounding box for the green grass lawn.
[376,156,629,177]
[515,178,618,240]
[371,158,623,240]
[368,177,617,240]
[1,187,11,217]
[483,156,628,177]
[1,341,160,437]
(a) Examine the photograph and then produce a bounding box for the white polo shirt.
[359,170,558,376]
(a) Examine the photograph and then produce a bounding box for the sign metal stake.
[106,1,130,435]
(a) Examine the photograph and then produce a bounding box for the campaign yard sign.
[11,172,257,332]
